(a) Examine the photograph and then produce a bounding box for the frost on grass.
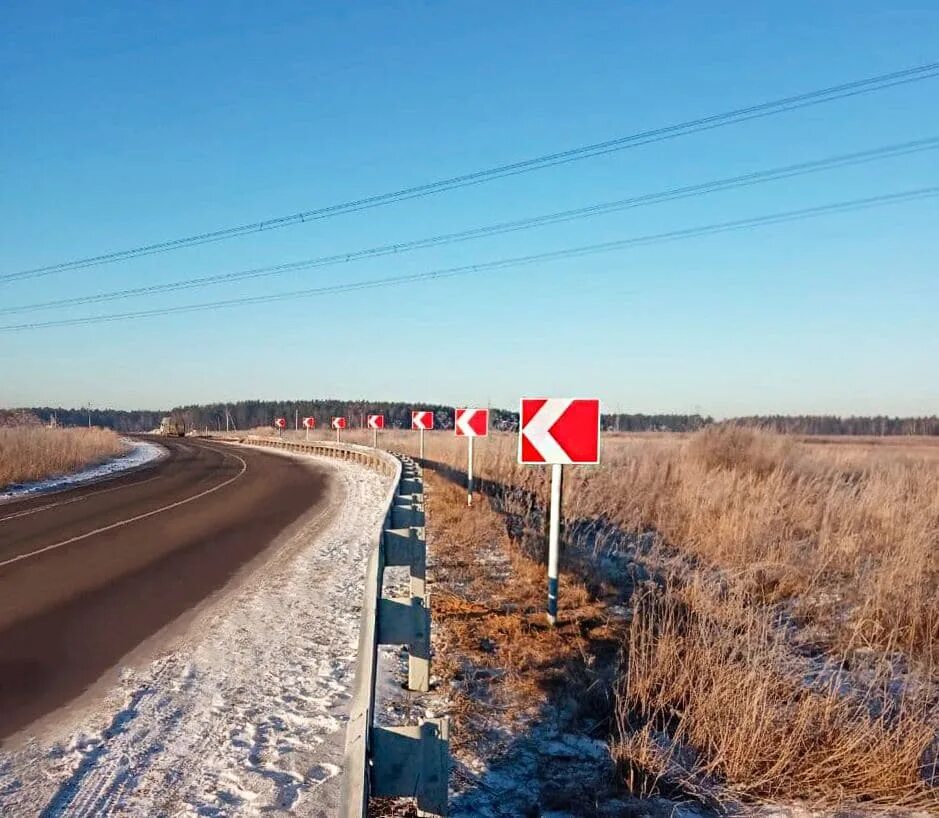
[366,471,639,818]
[0,438,165,502]
[0,454,390,818]
[373,442,938,818]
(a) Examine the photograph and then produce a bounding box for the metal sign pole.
[547,462,563,626]
[336,426,341,443]
[373,427,378,448]
[305,425,310,441]
[467,435,474,507]
[419,427,424,461]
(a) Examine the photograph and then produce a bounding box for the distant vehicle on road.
[159,416,187,437]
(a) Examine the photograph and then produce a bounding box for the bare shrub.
[686,424,794,477]
[0,426,125,489]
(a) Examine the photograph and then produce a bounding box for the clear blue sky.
[1,1,937,416]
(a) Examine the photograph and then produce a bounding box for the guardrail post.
[230,440,447,815]
[372,718,449,816]
[385,527,426,600]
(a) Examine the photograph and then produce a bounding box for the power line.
[4,135,937,316]
[2,185,935,333]
[3,60,939,283]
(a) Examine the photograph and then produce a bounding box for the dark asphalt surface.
[0,436,330,741]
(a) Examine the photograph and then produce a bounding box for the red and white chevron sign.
[455,407,488,437]
[518,398,601,464]
[411,410,434,431]
[367,414,385,430]
[331,416,347,430]
[302,417,316,429]
[274,417,287,429]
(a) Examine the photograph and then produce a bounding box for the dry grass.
[618,580,937,809]
[375,425,939,811]
[0,425,125,489]
[397,469,627,818]
[426,471,612,755]
[380,426,939,664]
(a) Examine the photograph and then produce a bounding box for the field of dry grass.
[363,425,938,813]
[0,426,125,490]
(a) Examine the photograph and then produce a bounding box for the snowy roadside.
[0,438,166,503]
[0,452,391,817]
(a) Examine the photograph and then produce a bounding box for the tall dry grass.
[0,426,125,489]
[379,425,939,663]
[373,425,939,809]
[618,580,937,809]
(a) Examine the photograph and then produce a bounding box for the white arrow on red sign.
[518,398,601,464]
[367,414,385,430]
[455,408,488,437]
[331,416,347,430]
[274,417,287,429]
[302,417,316,429]
[411,410,434,430]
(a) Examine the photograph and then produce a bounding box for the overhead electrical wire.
[3,60,939,283]
[2,185,935,333]
[4,135,937,316]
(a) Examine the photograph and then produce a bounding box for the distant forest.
[9,407,165,432]
[727,414,939,436]
[11,403,938,436]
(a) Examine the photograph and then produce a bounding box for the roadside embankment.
[373,426,938,816]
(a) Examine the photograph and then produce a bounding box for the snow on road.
[0,453,390,817]
[0,439,166,503]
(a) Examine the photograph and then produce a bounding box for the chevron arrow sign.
[518,398,601,464]
[302,416,316,429]
[454,408,488,437]
[411,410,434,430]
[331,416,347,430]
[367,414,385,430]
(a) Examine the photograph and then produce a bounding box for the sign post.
[302,416,316,440]
[455,408,489,506]
[518,398,601,625]
[411,410,434,460]
[547,462,563,624]
[332,416,347,443]
[274,417,287,436]
[367,414,385,447]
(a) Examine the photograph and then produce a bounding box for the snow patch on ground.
[0,439,166,502]
[0,453,390,817]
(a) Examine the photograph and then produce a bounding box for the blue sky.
[1,1,937,416]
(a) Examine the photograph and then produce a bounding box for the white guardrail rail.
[221,435,449,817]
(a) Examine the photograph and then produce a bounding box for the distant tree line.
[10,404,939,436]
[26,407,165,432]
[169,402,713,433]
[603,413,713,432]
[171,399,461,432]
[0,409,42,427]
[726,415,939,436]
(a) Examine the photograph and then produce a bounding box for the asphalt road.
[0,436,330,741]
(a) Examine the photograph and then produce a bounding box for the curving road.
[0,436,330,742]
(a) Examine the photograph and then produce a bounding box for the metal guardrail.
[230,435,401,477]
[220,435,449,816]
